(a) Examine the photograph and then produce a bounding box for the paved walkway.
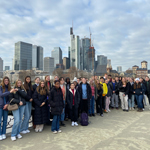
[1,107,150,150]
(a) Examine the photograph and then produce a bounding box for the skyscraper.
[51,47,62,68]
[97,55,107,66]
[63,57,70,70]
[14,41,32,70]
[44,57,54,74]
[0,57,3,71]
[70,27,80,69]
[32,45,43,70]
[5,66,10,71]
[117,66,122,73]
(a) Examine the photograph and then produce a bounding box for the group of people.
[0,73,150,141]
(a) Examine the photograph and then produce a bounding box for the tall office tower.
[51,47,62,68]
[97,55,107,65]
[44,57,54,74]
[117,66,122,73]
[5,66,10,71]
[0,57,3,71]
[14,41,32,70]
[32,45,43,70]
[70,27,80,69]
[63,57,70,70]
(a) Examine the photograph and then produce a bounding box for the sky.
[0,0,150,71]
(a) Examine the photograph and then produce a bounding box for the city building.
[63,57,70,70]
[32,45,43,70]
[56,64,64,69]
[132,65,139,74]
[117,66,122,73]
[136,68,148,78]
[51,47,62,68]
[70,27,80,69]
[5,66,10,71]
[97,55,107,66]
[141,61,147,69]
[44,57,54,75]
[107,59,112,74]
[14,41,32,70]
[0,57,3,71]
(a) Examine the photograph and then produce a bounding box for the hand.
[3,104,8,110]
[30,98,33,102]
[123,85,126,87]
[133,92,135,93]
[14,88,18,91]
[40,102,45,107]
[123,94,125,97]
[19,101,23,106]
[97,94,99,97]
[113,91,115,93]
[10,89,15,93]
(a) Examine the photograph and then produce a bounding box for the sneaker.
[132,107,134,111]
[92,114,95,116]
[129,108,131,111]
[26,130,30,133]
[100,114,104,117]
[60,122,66,127]
[20,130,27,134]
[35,129,39,133]
[104,109,108,113]
[0,135,2,141]
[53,130,57,134]
[17,134,22,139]
[11,136,16,141]
[126,110,129,112]
[143,108,144,111]
[107,109,111,112]
[39,129,43,132]
[71,121,75,127]
[58,130,62,133]
[74,122,78,126]
[89,114,92,117]
[2,134,6,140]
[123,109,125,111]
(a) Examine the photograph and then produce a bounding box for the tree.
[53,68,63,77]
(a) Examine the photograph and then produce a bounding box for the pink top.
[91,86,95,96]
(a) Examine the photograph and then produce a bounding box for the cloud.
[0,0,150,71]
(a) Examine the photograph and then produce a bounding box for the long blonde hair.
[1,76,11,93]
[37,81,47,95]
[14,79,26,92]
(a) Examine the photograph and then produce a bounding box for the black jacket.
[24,86,33,101]
[106,83,112,97]
[9,88,27,106]
[33,90,48,125]
[67,89,80,109]
[78,83,92,110]
[128,82,134,99]
[48,87,64,115]
[133,83,146,96]
[110,82,120,95]
[144,80,150,95]
[119,82,130,96]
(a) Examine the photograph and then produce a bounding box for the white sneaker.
[71,121,75,127]
[39,129,43,132]
[20,130,27,134]
[143,108,145,111]
[53,131,57,134]
[0,135,2,141]
[129,108,131,111]
[17,134,22,139]
[35,129,39,133]
[74,122,78,126]
[26,130,30,133]
[2,134,6,140]
[58,130,62,133]
[11,137,16,141]
[108,109,111,112]
[132,107,134,110]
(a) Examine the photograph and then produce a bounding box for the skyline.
[0,0,150,70]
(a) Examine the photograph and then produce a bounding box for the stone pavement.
[1,107,150,150]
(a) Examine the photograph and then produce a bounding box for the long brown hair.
[37,81,47,95]
[1,76,11,93]
[95,79,102,90]
[14,79,26,92]
[24,76,33,91]
[134,82,141,89]
[122,77,127,85]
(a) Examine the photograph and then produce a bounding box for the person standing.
[144,76,150,106]
[0,77,15,141]
[21,76,33,134]
[78,77,92,114]
[119,77,130,112]
[34,81,49,132]
[49,80,64,134]
[9,79,27,141]
[67,83,80,126]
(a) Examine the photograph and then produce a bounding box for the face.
[41,82,45,88]
[46,76,50,81]
[145,77,149,81]
[122,78,126,82]
[95,76,98,80]
[130,78,133,83]
[115,77,119,81]
[17,81,22,87]
[60,78,64,85]
[70,84,75,89]
[112,79,115,83]
[105,74,108,79]
[67,79,70,83]
[100,79,104,83]
[136,80,139,84]
[82,78,86,84]
[140,78,143,82]
[26,77,31,83]
[55,82,60,88]
[4,79,9,85]
[35,78,40,84]
[105,80,108,84]
[54,76,58,81]
[97,80,99,83]
[73,81,77,86]
[77,79,80,83]
[107,78,110,82]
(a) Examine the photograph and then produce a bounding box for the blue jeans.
[135,95,143,109]
[0,108,8,135]
[51,115,60,131]
[128,95,135,108]
[89,96,95,114]
[21,102,32,131]
[11,105,25,137]
[60,100,65,122]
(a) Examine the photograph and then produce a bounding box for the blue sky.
[0,0,150,71]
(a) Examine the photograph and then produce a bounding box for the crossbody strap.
[10,98,14,104]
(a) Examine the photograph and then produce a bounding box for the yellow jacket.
[100,82,108,96]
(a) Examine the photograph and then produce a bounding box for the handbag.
[7,98,18,111]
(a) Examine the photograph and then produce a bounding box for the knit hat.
[73,77,77,82]
[135,78,140,81]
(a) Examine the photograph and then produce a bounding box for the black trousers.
[70,106,78,122]
[147,94,150,104]
[81,99,88,114]
[102,96,106,110]
[96,97,103,115]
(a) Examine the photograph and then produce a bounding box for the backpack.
[80,113,88,126]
